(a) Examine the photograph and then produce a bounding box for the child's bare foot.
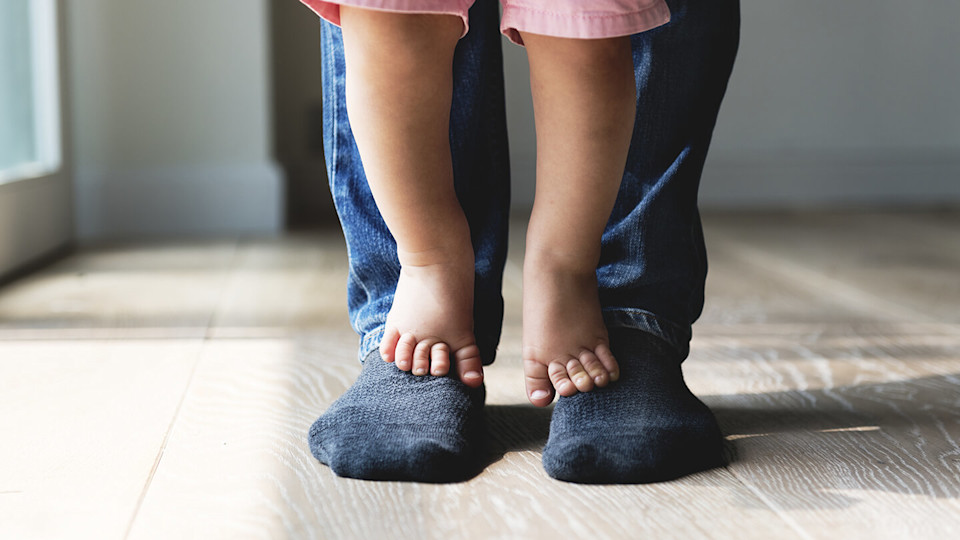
[522,250,619,407]
[379,239,484,388]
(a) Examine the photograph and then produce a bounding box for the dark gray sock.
[309,349,486,482]
[542,328,724,483]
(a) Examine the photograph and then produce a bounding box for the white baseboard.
[699,149,960,208]
[75,161,284,240]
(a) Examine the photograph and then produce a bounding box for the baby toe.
[524,359,555,407]
[549,360,579,397]
[379,327,401,363]
[579,350,609,387]
[429,342,451,376]
[565,358,595,393]
[455,344,484,387]
[595,342,619,382]
[394,333,417,371]
[412,339,434,376]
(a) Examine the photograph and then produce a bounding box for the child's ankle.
[396,226,473,269]
[398,245,473,269]
[524,243,599,277]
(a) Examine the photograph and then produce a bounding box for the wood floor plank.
[207,233,353,338]
[9,211,959,540]
[127,337,795,540]
[700,236,899,326]
[701,211,960,323]
[685,325,960,539]
[891,209,960,248]
[0,240,240,339]
[0,339,203,540]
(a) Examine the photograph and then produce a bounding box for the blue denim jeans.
[320,0,740,366]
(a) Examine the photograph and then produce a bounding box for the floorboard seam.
[121,341,206,540]
[122,240,241,540]
[204,240,245,337]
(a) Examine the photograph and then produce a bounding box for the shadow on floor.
[483,404,553,463]
[709,372,960,507]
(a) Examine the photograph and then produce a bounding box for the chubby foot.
[522,252,619,406]
[379,240,483,388]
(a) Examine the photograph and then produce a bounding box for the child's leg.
[308,0,507,482]
[519,33,636,406]
[339,7,483,386]
[540,0,741,484]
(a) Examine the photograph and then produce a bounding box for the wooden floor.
[2,210,959,540]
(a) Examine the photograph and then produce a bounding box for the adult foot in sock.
[309,349,486,482]
[542,328,725,483]
[522,251,620,407]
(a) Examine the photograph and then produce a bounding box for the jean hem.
[602,307,692,361]
[358,327,385,364]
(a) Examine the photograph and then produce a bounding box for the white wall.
[62,0,960,231]
[66,0,282,239]
[503,1,960,209]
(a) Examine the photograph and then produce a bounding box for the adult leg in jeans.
[308,0,510,482]
[542,0,741,483]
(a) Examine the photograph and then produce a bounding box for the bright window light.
[0,0,61,185]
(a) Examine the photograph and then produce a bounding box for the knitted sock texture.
[542,328,725,483]
[309,350,486,482]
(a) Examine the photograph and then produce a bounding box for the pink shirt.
[300,0,670,46]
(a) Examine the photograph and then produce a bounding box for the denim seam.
[326,27,340,229]
[326,24,371,364]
